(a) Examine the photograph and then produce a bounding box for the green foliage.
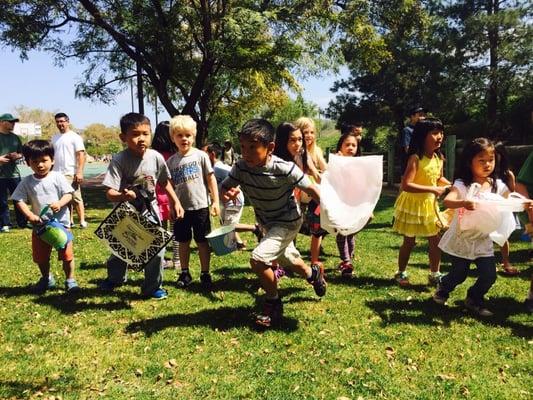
[82,123,122,156]
[0,187,531,398]
[260,94,319,128]
[13,106,58,139]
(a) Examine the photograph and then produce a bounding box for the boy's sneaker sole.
[256,298,283,328]
[310,263,327,297]
[177,271,193,288]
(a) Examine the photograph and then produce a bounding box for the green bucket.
[206,224,237,256]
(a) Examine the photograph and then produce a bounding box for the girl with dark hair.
[392,118,451,286]
[152,121,180,269]
[334,131,362,277]
[434,138,522,316]
[494,142,519,276]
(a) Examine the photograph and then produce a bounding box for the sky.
[0,48,347,129]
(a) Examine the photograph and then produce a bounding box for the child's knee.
[250,258,268,273]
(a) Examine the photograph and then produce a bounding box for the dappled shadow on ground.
[79,261,107,270]
[33,287,136,313]
[0,380,63,399]
[125,306,299,335]
[324,274,431,293]
[366,296,532,339]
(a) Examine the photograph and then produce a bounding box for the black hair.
[494,141,513,188]
[151,121,176,153]
[408,118,444,159]
[207,142,223,159]
[239,119,275,146]
[274,122,309,172]
[340,122,362,135]
[22,139,54,161]
[120,112,151,134]
[335,132,362,156]
[456,137,497,192]
[54,112,69,121]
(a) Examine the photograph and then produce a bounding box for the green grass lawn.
[0,187,531,399]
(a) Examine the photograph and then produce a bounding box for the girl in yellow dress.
[393,118,451,286]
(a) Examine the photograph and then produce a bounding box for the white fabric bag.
[320,154,383,236]
[459,183,518,246]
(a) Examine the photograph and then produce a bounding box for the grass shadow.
[366,296,532,339]
[124,306,299,335]
[79,261,107,270]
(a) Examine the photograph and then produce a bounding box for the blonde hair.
[170,115,197,136]
[294,117,326,171]
[294,117,316,132]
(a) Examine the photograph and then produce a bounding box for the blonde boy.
[167,115,219,289]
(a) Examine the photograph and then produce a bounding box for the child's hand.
[211,203,220,217]
[49,202,61,213]
[122,188,137,202]
[434,185,450,197]
[222,187,240,202]
[463,200,476,210]
[28,213,42,225]
[171,203,184,220]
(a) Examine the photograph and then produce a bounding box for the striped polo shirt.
[222,155,312,227]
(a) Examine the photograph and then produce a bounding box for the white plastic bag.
[320,154,383,236]
[459,183,517,246]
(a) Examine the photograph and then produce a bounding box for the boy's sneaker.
[524,298,533,314]
[309,262,327,297]
[236,241,247,250]
[176,270,193,288]
[256,297,283,328]
[1,225,10,233]
[200,272,212,290]
[428,272,445,286]
[151,288,168,300]
[65,278,80,294]
[34,275,56,294]
[99,279,120,292]
[432,288,448,305]
[79,221,88,229]
[394,271,409,287]
[464,297,493,317]
[338,261,353,278]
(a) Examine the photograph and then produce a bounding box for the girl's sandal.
[501,264,519,276]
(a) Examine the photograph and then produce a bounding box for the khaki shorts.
[64,175,84,204]
[251,222,302,267]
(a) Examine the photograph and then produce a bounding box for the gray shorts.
[251,222,302,267]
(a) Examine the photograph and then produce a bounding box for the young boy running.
[221,119,326,328]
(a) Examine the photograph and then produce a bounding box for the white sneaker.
[79,221,88,229]
[1,226,10,232]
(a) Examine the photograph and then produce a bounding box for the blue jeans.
[439,255,496,304]
[0,177,26,228]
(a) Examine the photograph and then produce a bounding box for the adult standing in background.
[223,140,236,166]
[0,113,26,231]
[399,106,426,176]
[52,112,88,228]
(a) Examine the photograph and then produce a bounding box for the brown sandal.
[501,265,519,276]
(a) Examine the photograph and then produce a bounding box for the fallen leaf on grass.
[436,373,456,381]
[134,369,143,377]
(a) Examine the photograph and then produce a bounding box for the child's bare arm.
[49,193,73,213]
[402,155,449,196]
[443,186,475,210]
[300,184,320,204]
[15,201,40,224]
[207,173,220,216]
[163,180,184,220]
[106,188,136,203]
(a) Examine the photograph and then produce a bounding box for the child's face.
[121,123,151,156]
[340,135,359,157]
[172,128,196,154]
[29,155,54,177]
[424,129,444,153]
[471,148,496,180]
[287,129,303,158]
[302,126,316,148]
[239,137,273,168]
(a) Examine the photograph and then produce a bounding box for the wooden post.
[387,139,395,187]
[444,135,456,181]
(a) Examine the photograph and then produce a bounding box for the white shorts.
[251,222,301,267]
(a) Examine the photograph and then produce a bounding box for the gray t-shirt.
[167,148,213,211]
[11,171,74,226]
[222,155,311,228]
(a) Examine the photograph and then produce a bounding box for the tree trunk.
[486,0,499,137]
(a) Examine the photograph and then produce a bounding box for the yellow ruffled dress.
[393,154,442,237]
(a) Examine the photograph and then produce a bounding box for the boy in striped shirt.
[221,119,326,328]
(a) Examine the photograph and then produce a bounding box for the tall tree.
[0,0,340,144]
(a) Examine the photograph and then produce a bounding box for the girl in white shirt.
[434,138,512,317]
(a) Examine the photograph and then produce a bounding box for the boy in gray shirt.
[221,119,326,328]
[11,140,79,294]
[99,113,183,300]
